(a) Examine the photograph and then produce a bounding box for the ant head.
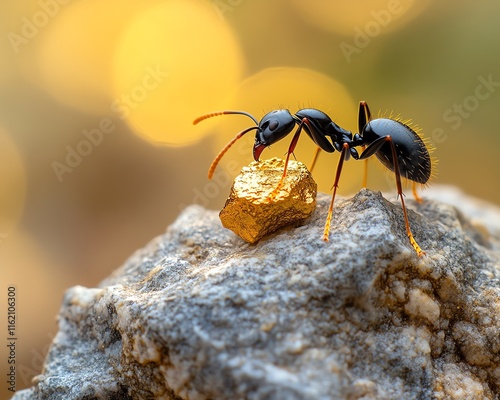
[253,110,296,161]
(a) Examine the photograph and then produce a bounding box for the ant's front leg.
[265,118,314,202]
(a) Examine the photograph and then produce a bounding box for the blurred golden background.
[1,0,499,395]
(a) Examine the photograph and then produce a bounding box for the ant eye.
[269,120,279,131]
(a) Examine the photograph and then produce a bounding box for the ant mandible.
[193,101,432,257]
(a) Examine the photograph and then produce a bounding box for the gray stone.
[14,187,500,399]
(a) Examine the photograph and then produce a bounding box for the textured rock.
[219,157,317,243]
[14,187,500,400]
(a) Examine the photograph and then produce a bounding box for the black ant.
[194,101,433,257]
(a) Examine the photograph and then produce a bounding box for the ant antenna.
[207,126,258,179]
[194,110,261,179]
[193,110,259,125]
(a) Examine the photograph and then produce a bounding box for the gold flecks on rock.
[219,158,317,243]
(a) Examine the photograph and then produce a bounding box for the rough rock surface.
[14,187,500,400]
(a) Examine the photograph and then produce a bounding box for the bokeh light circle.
[291,0,432,36]
[210,67,365,194]
[0,129,26,233]
[113,0,244,146]
[35,0,163,115]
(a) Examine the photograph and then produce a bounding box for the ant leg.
[267,117,328,201]
[265,121,306,201]
[307,116,338,174]
[412,182,423,203]
[362,146,368,188]
[386,136,425,257]
[309,146,321,173]
[323,143,349,241]
[208,126,258,179]
[358,101,372,132]
[358,102,371,188]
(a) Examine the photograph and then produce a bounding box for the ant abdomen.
[362,119,431,184]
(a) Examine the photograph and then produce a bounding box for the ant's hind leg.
[412,182,423,203]
[387,137,425,257]
[309,146,321,174]
[362,146,368,188]
[323,143,349,241]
